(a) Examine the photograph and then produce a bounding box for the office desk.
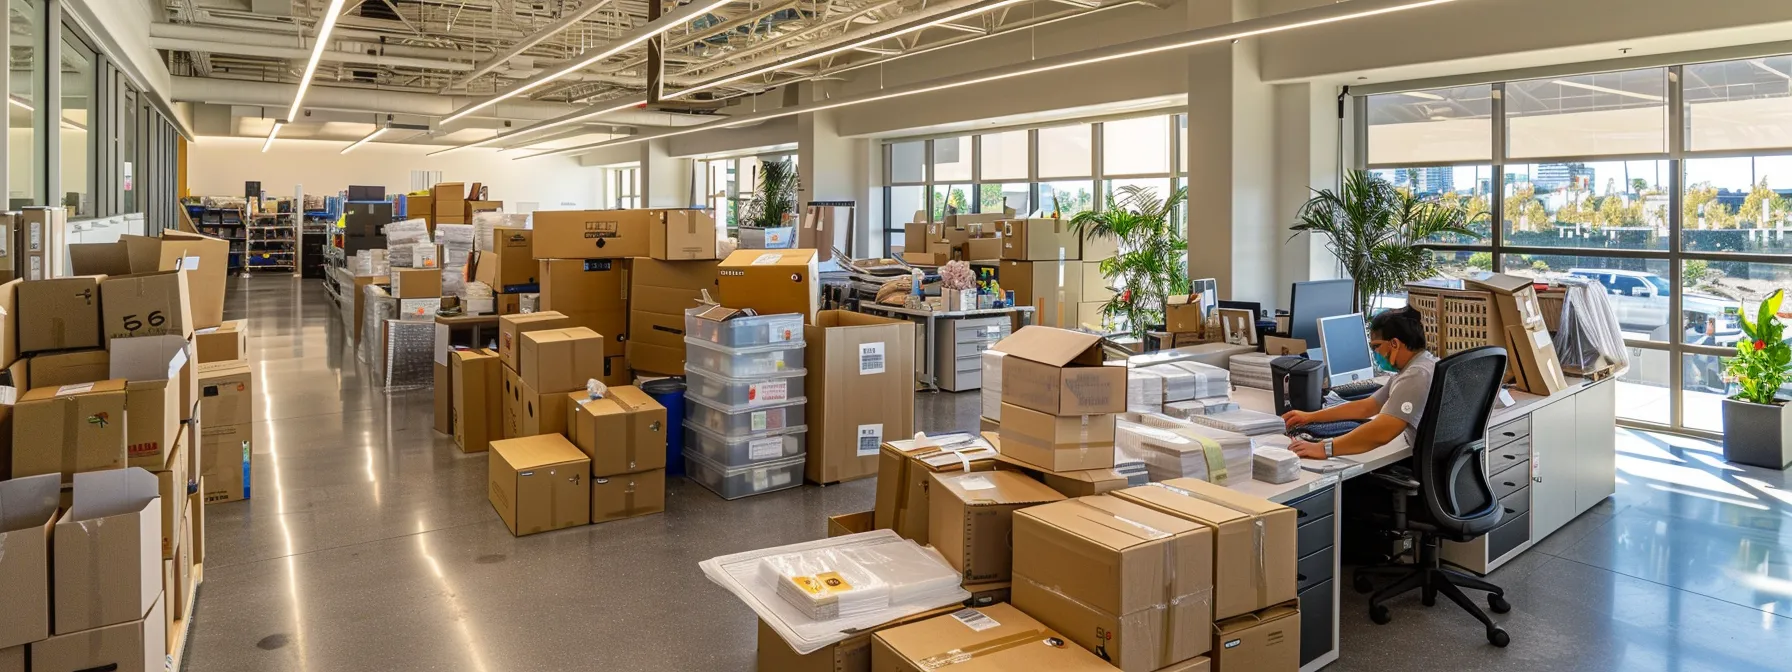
[1226,378,1616,670]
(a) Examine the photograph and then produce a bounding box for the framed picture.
[1192,278,1217,317]
[1219,307,1257,346]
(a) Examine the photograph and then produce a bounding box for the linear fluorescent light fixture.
[1550,79,1663,102]
[523,0,1462,161]
[341,122,431,154]
[1401,91,1445,100]
[440,0,733,124]
[429,97,645,156]
[276,0,350,151]
[663,0,1031,101]
[263,122,283,153]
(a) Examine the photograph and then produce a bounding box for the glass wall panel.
[1037,124,1092,178]
[1036,181,1094,217]
[1506,68,1667,158]
[1501,254,1673,341]
[1502,160,1671,250]
[1102,115,1170,176]
[1619,349,1674,425]
[9,0,40,207]
[933,136,972,182]
[1370,165,1496,243]
[932,183,971,221]
[890,141,925,183]
[61,34,94,217]
[122,86,137,213]
[979,182,1029,216]
[1682,155,1792,253]
[980,130,1028,181]
[1366,85,1494,164]
[1684,56,1792,152]
[1103,177,1172,210]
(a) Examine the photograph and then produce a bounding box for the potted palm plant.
[1071,185,1189,338]
[740,159,798,228]
[1721,289,1792,469]
[1290,170,1486,312]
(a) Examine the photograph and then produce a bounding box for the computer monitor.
[1288,279,1355,349]
[1318,313,1376,387]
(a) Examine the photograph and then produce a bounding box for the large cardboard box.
[393,268,443,299]
[100,271,192,341]
[717,249,820,324]
[962,237,1002,262]
[0,474,57,650]
[12,380,128,482]
[1164,295,1207,335]
[996,326,1126,415]
[870,603,1115,672]
[114,336,191,469]
[929,470,1064,585]
[1012,495,1215,671]
[872,434,1003,544]
[902,222,928,253]
[194,319,247,364]
[992,449,1132,498]
[1000,260,1084,329]
[197,361,254,427]
[519,327,604,394]
[488,434,590,536]
[996,404,1117,472]
[156,231,229,330]
[1209,602,1299,672]
[431,182,466,215]
[531,209,651,259]
[1001,218,1081,261]
[539,258,627,314]
[31,594,165,672]
[0,279,18,368]
[651,209,721,260]
[503,367,570,438]
[628,259,720,375]
[497,311,570,372]
[804,311,915,485]
[27,349,109,388]
[1113,479,1298,620]
[151,439,186,559]
[476,227,537,293]
[755,605,961,672]
[451,349,502,453]
[54,469,161,634]
[200,423,250,503]
[566,385,667,476]
[434,361,452,434]
[590,468,665,523]
[18,275,104,353]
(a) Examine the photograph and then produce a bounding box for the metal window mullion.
[970,134,982,214]
[1092,122,1105,213]
[1667,63,1687,430]
[1490,82,1507,270]
[41,0,59,209]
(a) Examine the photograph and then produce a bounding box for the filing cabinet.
[1289,484,1336,667]
[932,316,1010,391]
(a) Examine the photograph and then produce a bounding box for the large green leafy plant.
[1072,185,1190,338]
[1725,289,1791,405]
[741,159,798,228]
[1290,170,1486,312]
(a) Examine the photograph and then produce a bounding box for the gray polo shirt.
[1371,350,1439,445]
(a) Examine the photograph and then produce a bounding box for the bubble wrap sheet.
[359,284,397,379]
[473,212,531,251]
[384,319,436,391]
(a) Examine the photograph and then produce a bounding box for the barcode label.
[767,316,802,342]
[856,424,883,457]
[951,608,1000,632]
[751,253,783,266]
[751,411,768,432]
[858,342,886,375]
[57,383,95,396]
[750,380,788,403]
[748,437,785,460]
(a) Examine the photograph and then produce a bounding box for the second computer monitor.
[1318,313,1376,386]
[1288,278,1355,348]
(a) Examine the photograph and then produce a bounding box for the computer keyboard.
[1330,379,1384,401]
[1291,419,1367,440]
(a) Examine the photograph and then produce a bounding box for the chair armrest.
[1368,471,1421,494]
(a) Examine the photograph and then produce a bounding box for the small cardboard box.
[197,360,254,427]
[902,222,929,253]
[756,605,961,672]
[488,434,590,536]
[519,327,605,394]
[451,349,502,453]
[1001,218,1081,261]
[12,380,129,482]
[465,200,501,221]
[928,470,1065,584]
[996,326,1126,415]
[393,268,443,299]
[717,248,820,324]
[899,251,948,267]
[151,439,186,559]
[1164,295,1206,335]
[1263,336,1306,357]
[1466,272,1567,393]
[101,271,193,341]
[925,240,955,262]
[999,260,1084,329]
[566,386,667,477]
[200,423,250,503]
[476,227,537,293]
[504,367,570,439]
[18,275,104,353]
[28,348,109,389]
[497,311,570,372]
[431,182,466,210]
[531,209,651,259]
[870,603,1116,672]
[539,258,627,314]
[0,474,58,650]
[156,231,230,330]
[992,450,1131,498]
[1209,602,1299,672]
[54,469,161,634]
[194,319,249,363]
[590,468,664,523]
[31,594,164,672]
[1012,495,1215,671]
[804,311,915,485]
[872,434,1003,544]
[827,511,874,538]
[113,335,191,469]
[996,404,1116,472]
[1113,479,1298,621]
[651,209,721,260]
[962,237,1002,262]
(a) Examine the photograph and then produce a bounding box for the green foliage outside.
[740,159,797,228]
[1291,170,1487,312]
[1684,259,1710,287]
[1468,252,1493,271]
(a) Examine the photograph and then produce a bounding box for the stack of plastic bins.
[682,312,809,500]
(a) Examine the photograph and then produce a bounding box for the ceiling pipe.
[439,0,622,92]
[151,36,479,71]
[169,76,712,127]
[152,22,486,62]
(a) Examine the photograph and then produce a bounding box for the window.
[933,136,971,182]
[1366,85,1494,164]
[1369,165,1495,244]
[1037,124,1092,178]
[1682,156,1792,253]
[10,0,40,207]
[608,167,640,209]
[122,85,137,213]
[980,130,1027,181]
[61,33,95,217]
[1506,68,1667,158]
[890,141,925,183]
[1503,160,1670,250]
[1103,116,1170,176]
[1683,56,1792,152]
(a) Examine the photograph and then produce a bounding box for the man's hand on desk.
[1288,438,1327,460]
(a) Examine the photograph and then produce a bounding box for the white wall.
[186,137,599,209]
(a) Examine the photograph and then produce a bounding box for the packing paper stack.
[1115,415,1254,485]
[1163,397,1239,419]
[384,219,431,285]
[473,211,531,252]
[1140,361,1231,401]
[435,223,475,298]
[980,350,1004,422]
[1228,352,1277,390]
[1187,408,1285,436]
[1127,368,1164,415]
[1253,447,1300,484]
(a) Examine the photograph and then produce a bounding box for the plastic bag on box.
[385,218,430,245]
[1554,277,1629,376]
[434,223,474,246]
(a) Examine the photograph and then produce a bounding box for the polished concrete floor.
[186,277,1792,671]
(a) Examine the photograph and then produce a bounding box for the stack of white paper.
[1188,408,1285,436]
[1228,352,1277,390]
[1127,368,1164,414]
[980,350,1005,422]
[1116,416,1254,485]
[1163,397,1239,419]
[1165,361,1232,399]
[1254,447,1301,484]
[1143,365,1197,402]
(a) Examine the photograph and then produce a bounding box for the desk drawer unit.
[1487,437,1530,478]
[1297,545,1333,593]
[933,317,1010,392]
[1499,485,1530,520]
[1487,512,1530,561]
[1491,461,1529,500]
[1298,578,1334,667]
[1288,485,1336,669]
[1444,459,1535,575]
[1488,416,1529,449]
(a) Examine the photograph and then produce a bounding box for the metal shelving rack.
[192,204,248,273]
[245,203,296,276]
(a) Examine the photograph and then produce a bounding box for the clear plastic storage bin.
[685,452,805,499]
[684,423,808,466]
[684,308,806,348]
[685,394,808,436]
[684,337,805,378]
[685,365,807,408]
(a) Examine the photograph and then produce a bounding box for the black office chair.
[1351,346,1513,647]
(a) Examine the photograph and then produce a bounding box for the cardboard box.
[925,239,955,262]
[1113,479,1298,620]
[28,348,109,388]
[627,341,684,377]
[12,380,128,482]
[870,603,1115,672]
[477,227,537,293]
[465,200,501,221]
[962,237,1002,261]
[497,311,570,372]
[531,209,651,259]
[590,468,665,523]
[1163,295,1207,335]
[200,423,250,503]
[559,309,627,350]
[1209,602,1298,672]
[902,222,929,253]
[651,210,721,260]
[1001,218,1081,261]
[566,385,667,476]
[32,594,165,672]
[827,510,874,538]
[488,434,590,536]
[432,182,466,211]
[187,485,204,565]
[171,510,192,622]
[147,231,229,330]
[519,327,605,394]
[451,349,502,453]
[965,581,1011,608]
[434,361,452,434]
[0,474,57,650]
[630,258,719,298]
[18,275,104,353]
[195,319,248,363]
[114,336,191,469]
[873,434,1003,544]
[539,258,627,314]
[996,404,1116,472]
[627,258,719,374]
[152,440,186,559]
[805,311,915,485]
[717,249,820,324]
[393,268,443,299]
[929,470,1065,584]
[1012,495,1214,671]
[409,193,433,223]
[1000,260,1084,329]
[992,450,1131,498]
[996,326,1125,416]
[100,271,193,341]
[503,367,570,438]
[899,251,948,266]
[197,361,254,427]
[1465,272,1568,393]
[756,605,961,672]
[54,469,161,634]
[0,645,19,672]
[0,279,18,368]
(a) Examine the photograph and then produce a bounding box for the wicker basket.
[1537,288,1566,334]
[1407,290,1442,355]
[1439,291,1498,357]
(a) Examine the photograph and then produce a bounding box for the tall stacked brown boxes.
[566,385,667,523]
[432,182,467,225]
[477,226,536,315]
[804,311,915,485]
[994,326,1122,473]
[508,327,603,438]
[1000,257,1084,329]
[628,258,719,375]
[451,349,503,453]
[717,249,820,324]
[538,258,629,386]
[41,469,166,672]
[197,360,254,503]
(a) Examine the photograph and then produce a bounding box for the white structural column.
[1272,81,1342,309]
[1185,0,1278,307]
[640,137,693,207]
[796,82,876,256]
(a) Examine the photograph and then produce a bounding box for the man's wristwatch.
[1322,439,1335,458]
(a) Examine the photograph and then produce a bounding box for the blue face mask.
[1374,348,1398,373]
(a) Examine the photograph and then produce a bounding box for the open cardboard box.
[69,232,229,330]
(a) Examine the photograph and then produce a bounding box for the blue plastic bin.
[642,378,688,476]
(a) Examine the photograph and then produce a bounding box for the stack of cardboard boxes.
[628,257,720,376]
[996,218,1086,329]
[900,213,1009,266]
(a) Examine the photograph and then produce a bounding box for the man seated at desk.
[1283,307,1437,460]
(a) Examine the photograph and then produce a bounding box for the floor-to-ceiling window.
[9,0,42,208]
[58,29,92,217]
[1360,54,1792,437]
